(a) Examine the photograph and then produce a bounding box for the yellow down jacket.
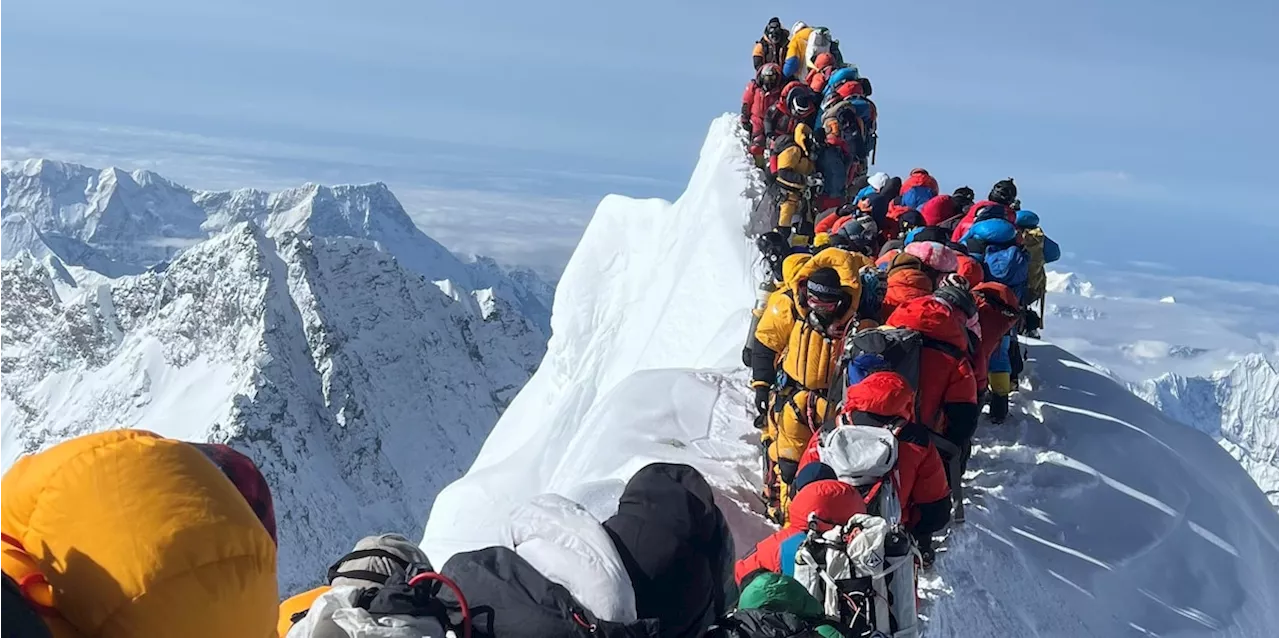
[1,430,278,638]
[757,248,867,482]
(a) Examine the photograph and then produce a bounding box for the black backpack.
[706,609,849,638]
[438,546,660,638]
[1,573,49,638]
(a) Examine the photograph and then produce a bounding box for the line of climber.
[737,15,1064,638]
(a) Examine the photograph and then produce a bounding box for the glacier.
[423,116,1279,636]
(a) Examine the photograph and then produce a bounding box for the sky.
[2,0,1278,282]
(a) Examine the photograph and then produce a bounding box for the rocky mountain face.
[1,160,552,592]
[1130,354,1279,507]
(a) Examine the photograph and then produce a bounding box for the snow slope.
[2,222,545,595]
[1040,269,1279,505]
[423,116,1279,636]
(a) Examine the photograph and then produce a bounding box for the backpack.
[981,244,1031,304]
[438,547,661,638]
[806,28,832,68]
[767,133,797,175]
[792,514,920,638]
[816,423,903,525]
[1018,228,1048,300]
[825,327,966,425]
[706,609,848,638]
[2,575,52,638]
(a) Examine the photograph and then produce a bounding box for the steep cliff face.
[2,162,551,593]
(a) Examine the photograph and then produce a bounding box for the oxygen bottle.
[882,528,920,638]
[741,279,777,367]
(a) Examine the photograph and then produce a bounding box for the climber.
[822,64,861,99]
[804,52,838,93]
[734,478,864,583]
[763,81,819,141]
[919,194,956,229]
[852,171,889,206]
[279,533,438,637]
[958,204,1032,424]
[798,372,952,564]
[815,89,863,208]
[752,17,789,70]
[709,571,845,638]
[943,186,976,232]
[878,253,933,323]
[903,225,984,289]
[950,178,1018,242]
[899,168,940,211]
[770,123,820,243]
[1015,209,1061,336]
[1,429,278,638]
[191,442,277,541]
[781,21,813,78]
[959,204,1031,303]
[742,63,784,158]
[751,252,864,521]
[970,281,1023,423]
[602,463,736,638]
[883,295,980,479]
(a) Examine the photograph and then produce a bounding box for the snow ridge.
[423,116,1278,637]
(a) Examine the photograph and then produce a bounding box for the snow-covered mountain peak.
[1132,354,1280,506]
[1045,269,1097,297]
[3,159,554,333]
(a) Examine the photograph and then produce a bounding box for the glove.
[754,386,771,416]
[749,144,764,157]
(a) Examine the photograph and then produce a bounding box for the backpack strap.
[923,336,967,361]
[327,548,414,585]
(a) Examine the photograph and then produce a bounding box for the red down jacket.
[797,372,951,528]
[878,253,934,323]
[972,281,1022,386]
[884,296,978,439]
[733,479,863,584]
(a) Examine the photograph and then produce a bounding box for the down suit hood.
[1,430,277,638]
[603,463,734,638]
[843,371,916,422]
[886,296,970,351]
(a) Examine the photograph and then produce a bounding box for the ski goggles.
[808,296,843,315]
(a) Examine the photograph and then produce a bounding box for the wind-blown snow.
[424,116,1278,636]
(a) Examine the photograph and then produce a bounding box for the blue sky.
[3,0,1277,281]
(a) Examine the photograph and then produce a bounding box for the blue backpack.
[982,244,1031,303]
[899,185,934,210]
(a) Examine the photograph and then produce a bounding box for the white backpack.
[806,27,833,69]
[285,586,446,638]
[793,514,920,638]
[818,424,904,526]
